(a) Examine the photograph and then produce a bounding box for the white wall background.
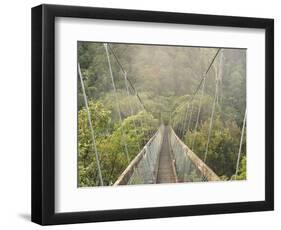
[0,0,278,228]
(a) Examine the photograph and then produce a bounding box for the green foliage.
[77,42,247,186]
[185,118,246,178]
[78,100,158,186]
[172,94,214,136]
[78,100,111,186]
[234,156,247,180]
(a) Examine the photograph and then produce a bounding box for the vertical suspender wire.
[135,97,155,182]
[203,75,219,163]
[137,100,149,145]
[186,102,194,145]
[180,102,190,138]
[181,102,192,182]
[217,50,224,105]
[104,43,130,164]
[234,109,247,179]
[169,112,175,135]
[169,112,171,126]
[78,63,104,186]
[191,78,206,151]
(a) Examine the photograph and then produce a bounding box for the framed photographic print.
[31,4,274,225]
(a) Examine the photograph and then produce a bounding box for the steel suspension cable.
[188,49,221,105]
[178,48,221,138]
[108,44,149,113]
[108,44,147,118]
[78,63,104,186]
[104,43,130,164]
[234,109,247,179]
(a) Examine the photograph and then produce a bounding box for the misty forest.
[78,42,246,187]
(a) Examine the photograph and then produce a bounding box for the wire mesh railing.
[169,127,220,182]
[114,125,164,185]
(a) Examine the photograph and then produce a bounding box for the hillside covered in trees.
[78,42,246,187]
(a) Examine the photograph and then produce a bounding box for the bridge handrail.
[170,127,220,181]
[114,125,164,185]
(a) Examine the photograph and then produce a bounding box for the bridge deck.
[156,126,176,183]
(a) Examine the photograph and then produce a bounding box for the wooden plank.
[156,126,176,183]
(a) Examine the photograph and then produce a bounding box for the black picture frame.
[31,4,274,225]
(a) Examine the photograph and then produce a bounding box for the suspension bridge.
[78,43,247,186]
[114,125,220,185]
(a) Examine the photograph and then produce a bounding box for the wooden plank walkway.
[156,126,176,183]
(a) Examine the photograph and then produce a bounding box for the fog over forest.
[78,42,246,187]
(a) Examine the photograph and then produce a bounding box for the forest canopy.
[78,42,246,187]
